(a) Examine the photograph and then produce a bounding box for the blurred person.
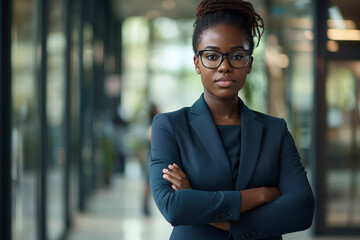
[142,103,159,216]
[112,109,128,175]
[149,0,315,239]
[102,110,116,185]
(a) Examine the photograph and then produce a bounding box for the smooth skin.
[163,24,281,231]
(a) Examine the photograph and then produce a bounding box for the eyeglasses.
[196,49,251,69]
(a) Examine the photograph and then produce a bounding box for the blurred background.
[0,0,359,239]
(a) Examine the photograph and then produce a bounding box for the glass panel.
[264,0,314,167]
[82,22,95,196]
[325,60,360,227]
[11,0,38,239]
[327,0,360,52]
[46,0,66,238]
[69,2,79,215]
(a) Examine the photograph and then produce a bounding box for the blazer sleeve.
[150,113,242,226]
[229,119,315,240]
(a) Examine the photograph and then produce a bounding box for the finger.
[163,168,184,179]
[173,163,180,169]
[169,164,185,176]
[169,164,183,173]
[163,173,183,187]
[164,167,187,182]
[169,163,179,169]
[164,173,191,190]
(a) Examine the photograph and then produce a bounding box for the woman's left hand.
[163,164,229,231]
[162,163,192,190]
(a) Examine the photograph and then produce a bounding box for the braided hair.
[192,0,264,54]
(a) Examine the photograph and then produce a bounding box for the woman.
[150,0,315,239]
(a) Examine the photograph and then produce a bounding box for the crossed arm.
[162,163,281,231]
[151,114,315,238]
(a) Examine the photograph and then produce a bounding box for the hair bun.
[196,0,236,19]
[194,0,264,46]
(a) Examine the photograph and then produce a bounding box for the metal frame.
[0,0,12,239]
[35,0,49,238]
[64,0,72,233]
[77,0,85,211]
[313,0,328,235]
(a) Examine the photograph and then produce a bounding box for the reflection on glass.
[69,2,79,216]
[325,61,360,227]
[11,0,37,239]
[46,0,66,238]
[82,22,95,197]
[264,0,314,167]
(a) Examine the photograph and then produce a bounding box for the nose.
[217,56,232,72]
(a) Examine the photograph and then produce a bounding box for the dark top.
[216,125,241,184]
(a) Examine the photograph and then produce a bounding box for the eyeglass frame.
[195,49,252,69]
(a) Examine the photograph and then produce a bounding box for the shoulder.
[153,107,191,128]
[248,108,287,132]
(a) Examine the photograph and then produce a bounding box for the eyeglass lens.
[200,50,249,69]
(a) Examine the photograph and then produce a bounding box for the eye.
[231,53,245,61]
[204,52,220,61]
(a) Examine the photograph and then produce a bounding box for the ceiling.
[109,0,200,20]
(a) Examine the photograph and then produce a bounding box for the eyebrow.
[204,45,246,50]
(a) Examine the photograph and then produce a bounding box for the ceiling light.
[327,20,356,29]
[327,29,360,41]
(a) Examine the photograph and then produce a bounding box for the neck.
[204,92,241,125]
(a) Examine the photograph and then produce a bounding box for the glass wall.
[147,17,201,112]
[11,0,38,239]
[46,0,66,238]
[8,0,116,239]
[69,0,80,216]
[263,0,314,167]
[316,0,360,234]
[81,22,96,197]
[325,60,360,227]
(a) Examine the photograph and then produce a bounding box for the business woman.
[150,0,315,239]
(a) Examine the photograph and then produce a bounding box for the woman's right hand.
[162,163,192,190]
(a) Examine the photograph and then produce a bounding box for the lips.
[214,77,235,87]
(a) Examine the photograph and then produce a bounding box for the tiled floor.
[65,162,358,240]
[66,173,172,240]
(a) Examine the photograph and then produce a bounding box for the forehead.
[199,24,250,50]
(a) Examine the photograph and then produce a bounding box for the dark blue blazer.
[150,94,315,240]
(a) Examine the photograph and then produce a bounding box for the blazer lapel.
[236,102,263,190]
[189,95,234,189]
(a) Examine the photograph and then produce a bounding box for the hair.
[192,0,264,54]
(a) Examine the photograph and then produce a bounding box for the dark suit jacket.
[150,94,315,240]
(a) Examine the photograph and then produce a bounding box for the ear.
[247,56,254,74]
[193,55,201,74]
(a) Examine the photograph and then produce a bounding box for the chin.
[213,90,239,100]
